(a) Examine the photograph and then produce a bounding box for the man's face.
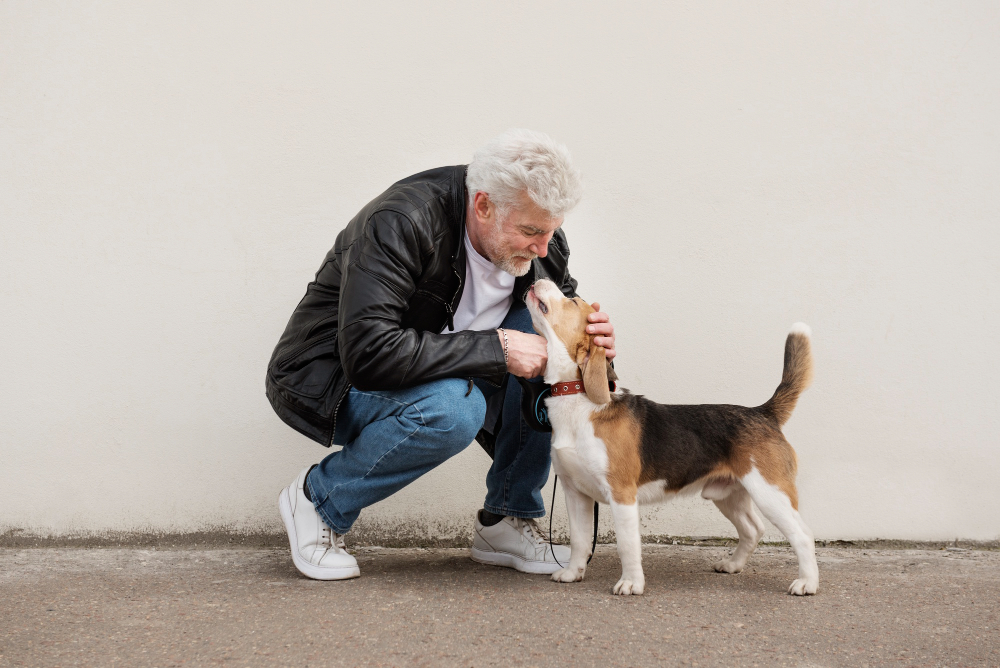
[478,193,563,277]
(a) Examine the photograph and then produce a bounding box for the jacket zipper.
[445,303,455,331]
[447,260,463,332]
[328,383,352,448]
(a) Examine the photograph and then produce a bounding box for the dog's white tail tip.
[789,322,812,338]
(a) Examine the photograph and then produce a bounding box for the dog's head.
[525,279,617,404]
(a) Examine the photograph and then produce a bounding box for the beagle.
[525,279,818,596]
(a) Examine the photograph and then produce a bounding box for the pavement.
[1,544,997,667]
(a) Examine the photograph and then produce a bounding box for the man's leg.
[310,378,486,532]
[280,378,486,580]
[484,302,551,519]
[470,302,570,573]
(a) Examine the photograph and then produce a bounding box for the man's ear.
[582,341,612,404]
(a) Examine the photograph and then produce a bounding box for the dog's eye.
[539,301,549,314]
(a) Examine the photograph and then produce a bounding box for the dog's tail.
[760,323,813,427]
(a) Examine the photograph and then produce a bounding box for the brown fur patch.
[731,432,800,510]
[702,462,741,485]
[550,297,595,377]
[590,401,643,504]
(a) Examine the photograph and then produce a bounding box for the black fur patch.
[609,390,775,490]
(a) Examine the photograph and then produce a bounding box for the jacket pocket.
[273,333,339,399]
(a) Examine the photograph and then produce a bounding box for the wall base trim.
[2,525,997,551]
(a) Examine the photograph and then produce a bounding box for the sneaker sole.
[469,546,565,575]
[278,488,361,581]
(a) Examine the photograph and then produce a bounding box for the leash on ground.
[549,475,598,569]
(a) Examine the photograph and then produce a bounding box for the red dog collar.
[550,380,617,397]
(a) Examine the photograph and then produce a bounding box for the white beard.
[480,228,536,276]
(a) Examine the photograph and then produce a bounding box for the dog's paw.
[612,577,645,596]
[551,566,584,583]
[787,578,818,596]
[713,559,744,574]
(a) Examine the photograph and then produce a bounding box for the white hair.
[466,129,583,220]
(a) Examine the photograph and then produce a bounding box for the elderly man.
[267,129,615,580]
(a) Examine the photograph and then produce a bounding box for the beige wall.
[2,2,997,542]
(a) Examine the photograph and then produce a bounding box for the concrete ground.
[1,545,997,667]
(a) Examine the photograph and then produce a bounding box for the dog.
[525,279,818,596]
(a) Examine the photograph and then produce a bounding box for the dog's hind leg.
[609,499,645,595]
[551,481,595,584]
[711,485,765,574]
[740,469,818,595]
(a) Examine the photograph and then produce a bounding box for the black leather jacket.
[266,165,578,447]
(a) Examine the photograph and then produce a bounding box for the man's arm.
[337,211,507,391]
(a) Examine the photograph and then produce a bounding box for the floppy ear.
[582,341,612,404]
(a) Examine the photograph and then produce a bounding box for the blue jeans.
[306,303,552,534]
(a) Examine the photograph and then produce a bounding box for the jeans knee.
[415,379,486,452]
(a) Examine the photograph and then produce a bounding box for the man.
[267,129,616,580]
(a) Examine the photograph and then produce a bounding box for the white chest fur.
[547,393,684,507]
[546,395,613,504]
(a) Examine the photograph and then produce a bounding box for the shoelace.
[515,518,559,559]
[522,519,550,544]
[319,526,348,554]
[319,526,333,549]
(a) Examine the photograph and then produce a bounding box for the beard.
[481,232,536,276]
[494,252,536,277]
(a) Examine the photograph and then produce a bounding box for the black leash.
[548,475,598,568]
[512,378,599,568]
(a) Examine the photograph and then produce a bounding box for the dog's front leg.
[551,481,594,583]
[610,500,644,595]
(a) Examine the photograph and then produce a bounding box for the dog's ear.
[582,340,612,404]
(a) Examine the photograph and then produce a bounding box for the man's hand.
[500,329,548,379]
[587,302,616,361]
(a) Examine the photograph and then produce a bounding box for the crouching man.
[266,129,615,580]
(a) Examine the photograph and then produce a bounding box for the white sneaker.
[470,513,571,574]
[278,467,360,581]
